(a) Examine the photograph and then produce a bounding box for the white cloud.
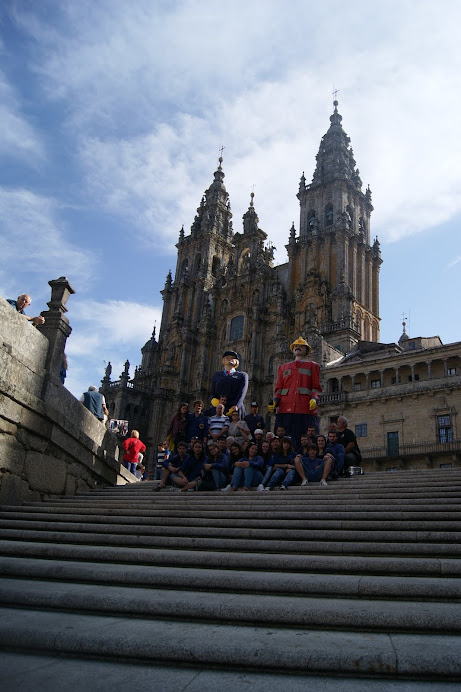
[0,188,95,297]
[10,0,461,258]
[0,70,44,163]
[64,298,162,398]
[70,298,161,346]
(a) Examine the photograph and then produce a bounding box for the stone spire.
[311,100,362,190]
[191,155,233,238]
[242,191,259,235]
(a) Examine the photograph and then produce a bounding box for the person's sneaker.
[256,484,265,492]
[301,478,309,486]
[320,478,328,487]
[263,487,271,491]
[221,484,231,492]
[279,485,287,490]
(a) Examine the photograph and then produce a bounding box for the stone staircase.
[0,468,461,691]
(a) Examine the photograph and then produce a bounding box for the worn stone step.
[2,512,461,531]
[1,578,460,633]
[0,608,459,679]
[1,526,460,556]
[37,486,461,501]
[1,540,460,576]
[2,652,460,692]
[2,517,461,541]
[2,556,460,600]
[4,505,461,519]
[72,480,461,495]
[17,499,461,516]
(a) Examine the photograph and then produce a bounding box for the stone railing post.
[37,276,75,382]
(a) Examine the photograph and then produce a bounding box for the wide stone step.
[71,479,461,495]
[2,512,461,531]
[2,517,461,541]
[1,557,461,600]
[1,540,460,576]
[2,652,460,692]
[36,487,461,501]
[1,526,460,556]
[0,608,460,680]
[1,578,460,633]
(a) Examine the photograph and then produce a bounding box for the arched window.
[181,258,188,277]
[325,203,333,227]
[268,355,275,377]
[230,315,244,341]
[211,256,221,278]
[220,299,229,315]
[193,253,201,274]
[308,210,316,229]
[240,250,251,272]
[346,205,354,225]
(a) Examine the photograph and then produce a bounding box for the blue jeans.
[211,469,228,489]
[262,467,276,486]
[124,461,137,475]
[301,459,327,482]
[154,467,163,480]
[232,466,263,489]
[268,467,298,488]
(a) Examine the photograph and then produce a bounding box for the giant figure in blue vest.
[211,350,248,419]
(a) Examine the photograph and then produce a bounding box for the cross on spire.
[332,87,340,101]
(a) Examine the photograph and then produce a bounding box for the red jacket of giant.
[274,359,322,415]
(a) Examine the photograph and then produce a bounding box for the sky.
[1,0,460,400]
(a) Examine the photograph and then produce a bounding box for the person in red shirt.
[122,430,146,475]
[269,337,322,446]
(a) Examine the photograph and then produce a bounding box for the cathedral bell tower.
[290,100,381,353]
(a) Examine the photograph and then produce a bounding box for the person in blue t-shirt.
[153,441,188,491]
[187,400,208,443]
[294,443,332,487]
[7,293,45,326]
[264,436,297,490]
[230,442,264,491]
[326,430,345,476]
[171,440,206,492]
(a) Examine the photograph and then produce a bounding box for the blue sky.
[1,0,460,400]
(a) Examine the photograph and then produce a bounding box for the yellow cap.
[290,336,311,354]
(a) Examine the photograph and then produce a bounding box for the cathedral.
[101,102,460,472]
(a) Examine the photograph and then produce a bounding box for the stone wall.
[0,292,134,506]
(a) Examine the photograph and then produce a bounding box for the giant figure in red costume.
[269,337,322,445]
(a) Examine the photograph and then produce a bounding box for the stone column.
[37,276,75,382]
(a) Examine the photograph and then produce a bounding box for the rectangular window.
[448,367,456,376]
[440,463,452,469]
[229,315,244,341]
[353,383,362,391]
[387,431,399,456]
[355,424,367,437]
[370,379,381,388]
[386,467,399,472]
[409,342,416,349]
[437,415,453,443]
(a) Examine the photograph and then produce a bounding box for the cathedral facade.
[101,102,460,471]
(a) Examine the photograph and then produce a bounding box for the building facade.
[101,102,461,471]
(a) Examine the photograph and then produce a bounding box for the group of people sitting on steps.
[153,399,360,492]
